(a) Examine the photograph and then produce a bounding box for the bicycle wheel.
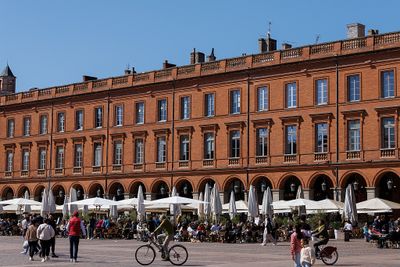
[168,244,188,266]
[321,247,339,265]
[135,245,156,266]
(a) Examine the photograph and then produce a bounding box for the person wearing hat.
[152,215,174,261]
[66,211,86,262]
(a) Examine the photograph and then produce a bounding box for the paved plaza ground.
[0,237,399,267]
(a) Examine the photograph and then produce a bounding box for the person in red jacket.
[67,211,86,262]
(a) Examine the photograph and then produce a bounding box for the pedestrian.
[300,238,315,267]
[48,215,58,257]
[261,216,277,246]
[25,218,39,261]
[67,211,86,262]
[20,214,30,255]
[37,218,55,262]
[290,224,303,267]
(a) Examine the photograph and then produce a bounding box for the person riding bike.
[311,219,329,256]
[152,215,174,261]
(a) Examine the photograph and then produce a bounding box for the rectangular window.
[204,93,215,117]
[286,82,297,108]
[157,136,166,163]
[180,96,190,120]
[158,99,167,122]
[38,148,46,170]
[135,102,145,124]
[204,133,215,159]
[230,90,241,114]
[40,115,48,134]
[57,112,65,132]
[256,128,268,156]
[23,117,31,136]
[315,123,328,153]
[74,144,83,167]
[285,125,297,155]
[316,79,328,105]
[382,117,395,149]
[75,110,84,130]
[6,151,13,172]
[257,87,269,111]
[113,141,123,165]
[115,105,123,126]
[381,70,395,98]
[347,75,360,102]
[230,130,240,158]
[7,119,14,138]
[134,139,144,164]
[22,149,30,171]
[348,120,361,151]
[180,135,190,161]
[93,143,102,167]
[94,107,103,128]
[55,146,64,169]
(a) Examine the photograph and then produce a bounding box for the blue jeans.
[294,253,301,267]
[69,236,80,260]
[302,262,312,267]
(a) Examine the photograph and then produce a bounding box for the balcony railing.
[284,154,297,163]
[55,168,63,174]
[92,166,101,173]
[346,151,361,160]
[342,38,366,50]
[255,156,268,164]
[156,162,166,169]
[5,171,12,177]
[21,170,29,177]
[133,163,143,170]
[228,158,240,165]
[73,167,82,173]
[203,159,214,167]
[314,152,328,162]
[381,148,395,158]
[179,161,189,168]
[37,169,45,175]
[112,165,122,171]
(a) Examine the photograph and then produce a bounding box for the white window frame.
[205,93,215,117]
[204,133,215,159]
[286,82,297,108]
[381,70,395,98]
[113,141,123,165]
[348,75,360,102]
[95,107,103,128]
[180,135,190,161]
[230,90,241,114]
[115,105,123,126]
[315,123,328,153]
[74,144,83,167]
[93,143,102,167]
[348,120,361,151]
[23,117,31,136]
[256,128,268,156]
[257,87,269,111]
[136,102,145,124]
[58,112,65,132]
[181,97,190,120]
[158,99,167,122]
[157,136,167,163]
[382,117,395,149]
[56,146,64,169]
[285,125,297,155]
[135,139,144,164]
[39,148,46,170]
[316,79,328,105]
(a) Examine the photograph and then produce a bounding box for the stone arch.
[52,184,66,205]
[88,183,104,198]
[175,178,194,199]
[309,173,335,200]
[129,181,147,198]
[17,186,30,198]
[339,170,368,188]
[223,177,245,203]
[33,184,46,202]
[374,170,400,203]
[1,186,14,200]
[69,183,85,200]
[151,180,169,200]
[197,177,216,193]
[341,172,367,203]
[251,175,273,204]
[108,181,125,201]
[278,174,302,200]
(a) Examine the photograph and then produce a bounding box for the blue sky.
[1,0,399,92]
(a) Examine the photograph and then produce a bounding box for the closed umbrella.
[69,188,78,216]
[170,187,182,219]
[203,183,211,220]
[110,197,118,220]
[137,185,145,222]
[0,204,3,213]
[82,205,89,217]
[228,191,237,220]
[62,195,69,219]
[211,183,222,223]
[296,185,306,216]
[197,192,204,219]
[48,189,56,214]
[247,185,259,220]
[40,189,49,217]
[343,184,358,225]
[261,187,273,218]
[22,190,31,214]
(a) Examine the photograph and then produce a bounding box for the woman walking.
[67,211,86,262]
[290,224,303,267]
[37,218,55,262]
[25,218,39,261]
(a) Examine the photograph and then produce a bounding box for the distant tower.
[0,64,16,95]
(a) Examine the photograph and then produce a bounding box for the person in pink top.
[290,224,303,267]
[67,211,86,262]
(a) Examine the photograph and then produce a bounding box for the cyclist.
[311,219,329,257]
[152,215,174,261]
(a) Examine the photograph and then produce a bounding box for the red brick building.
[1,24,400,206]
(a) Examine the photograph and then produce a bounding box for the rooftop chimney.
[347,23,365,39]
[190,48,205,64]
[207,48,216,62]
[368,29,379,36]
[82,75,97,82]
[163,60,176,69]
[281,43,292,50]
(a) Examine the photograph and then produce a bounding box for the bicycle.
[135,232,188,266]
[312,237,339,265]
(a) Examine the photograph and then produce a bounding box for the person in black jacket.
[48,215,58,258]
[312,219,329,256]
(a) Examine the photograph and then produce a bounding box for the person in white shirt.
[36,218,55,262]
[300,238,315,267]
